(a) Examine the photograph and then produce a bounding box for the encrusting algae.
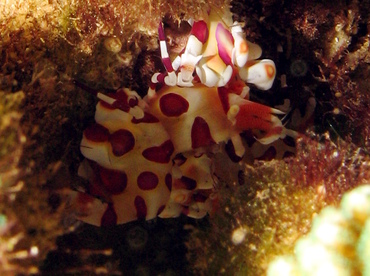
[186,134,370,275]
[0,0,370,274]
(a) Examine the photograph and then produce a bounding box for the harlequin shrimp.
[73,8,295,226]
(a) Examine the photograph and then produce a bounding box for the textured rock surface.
[0,0,369,274]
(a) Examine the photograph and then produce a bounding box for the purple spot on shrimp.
[216,23,234,65]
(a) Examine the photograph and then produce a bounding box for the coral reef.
[182,1,370,272]
[0,0,230,273]
[0,90,28,273]
[186,135,370,275]
[1,0,229,93]
[187,160,323,275]
[0,0,369,274]
[267,184,370,276]
[289,133,370,204]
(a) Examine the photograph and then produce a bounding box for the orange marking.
[265,64,275,78]
[181,64,195,72]
[206,55,226,75]
[239,41,248,54]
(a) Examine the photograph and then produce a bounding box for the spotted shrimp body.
[74,9,291,226]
